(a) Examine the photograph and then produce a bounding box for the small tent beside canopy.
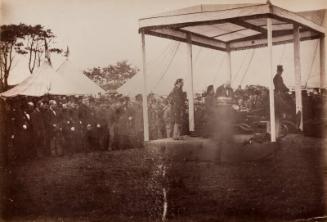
[0,61,87,97]
[56,59,105,96]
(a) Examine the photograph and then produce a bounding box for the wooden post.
[141,31,149,141]
[187,34,195,132]
[293,24,303,130]
[320,36,326,89]
[267,18,276,142]
[226,49,232,83]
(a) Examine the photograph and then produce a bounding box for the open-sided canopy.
[1,62,86,97]
[139,3,326,51]
[56,59,105,96]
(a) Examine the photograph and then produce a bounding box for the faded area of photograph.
[0,0,327,221]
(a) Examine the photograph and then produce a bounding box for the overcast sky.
[2,0,327,93]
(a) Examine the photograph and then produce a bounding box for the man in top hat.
[273,65,289,94]
[273,65,297,135]
[170,78,185,140]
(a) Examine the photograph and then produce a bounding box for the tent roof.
[1,62,86,97]
[139,3,326,51]
[56,59,105,96]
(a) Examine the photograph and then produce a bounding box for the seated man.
[273,65,294,116]
[215,81,233,98]
[273,65,289,94]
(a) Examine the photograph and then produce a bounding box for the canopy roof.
[139,3,326,51]
[56,59,105,96]
[1,62,86,97]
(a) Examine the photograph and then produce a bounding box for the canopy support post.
[267,18,276,142]
[293,24,303,130]
[141,31,149,141]
[320,36,326,89]
[226,48,232,83]
[187,34,195,133]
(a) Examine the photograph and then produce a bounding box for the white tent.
[0,61,86,97]
[56,59,105,96]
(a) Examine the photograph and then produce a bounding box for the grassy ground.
[1,134,327,222]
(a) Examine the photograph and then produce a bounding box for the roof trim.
[139,4,270,30]
[144,28,227,51]
[139,3,326,52]
[271,5,325,34]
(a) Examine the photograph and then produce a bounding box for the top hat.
[277,65,284,72]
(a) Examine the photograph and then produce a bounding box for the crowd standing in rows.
[1,67,325,163]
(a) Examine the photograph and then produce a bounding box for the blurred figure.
[171,78,185,140]
[132,94,144,147]
[149,99,162,140]
[273,65,289,94]
[204,85,215,137]
[162,99,172,138]
[213,84,235,163]
[47,100,63,156]
[31,100,46,157]
[273,65,296,134]
[117,98,133,149]
[19,101,35,160]
[96,103,109,151]
[215,81,233,98]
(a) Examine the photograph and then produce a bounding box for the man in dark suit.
[273,65,289,94]
[31,100,46,157]
[215,81,234,98]
[170,78,185,139]
[273,65,298,134]
[273,65,294,114]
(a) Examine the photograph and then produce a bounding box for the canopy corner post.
[320,35,326,89]
[226,44,232,83]
[141,31,149,142]
[267,18,276,142]
[293,24,303,130]
[186,33,195,133]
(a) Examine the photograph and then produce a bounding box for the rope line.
[212,54,226,84]
[150,42,180,91]
[278,44,286,64]
[240,49,256,85]
[147,41,177,68]
[232,50,251,84]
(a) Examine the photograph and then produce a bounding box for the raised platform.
[145,135,279,163]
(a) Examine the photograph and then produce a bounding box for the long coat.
[171,86,185,124]
[273,74,289,93]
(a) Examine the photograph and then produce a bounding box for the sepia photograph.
[0,0,327,221]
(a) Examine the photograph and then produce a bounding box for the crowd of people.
[1,65,326,163]
[2,94,143,162]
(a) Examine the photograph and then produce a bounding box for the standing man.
[31,100,46,157]
[273,65,297,135]
[162,99,172,138]
[170,78,185,140]
[273,65,289,94]
[204,85,215,137]
[132,94,144,147]
[214,82,234,163]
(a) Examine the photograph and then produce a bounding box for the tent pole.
[141,31,149,141]
[187,34,195,133]
[226,48,232,83]
[320,36,326,89]
[267,18,276,142]
[293,24,303,130]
